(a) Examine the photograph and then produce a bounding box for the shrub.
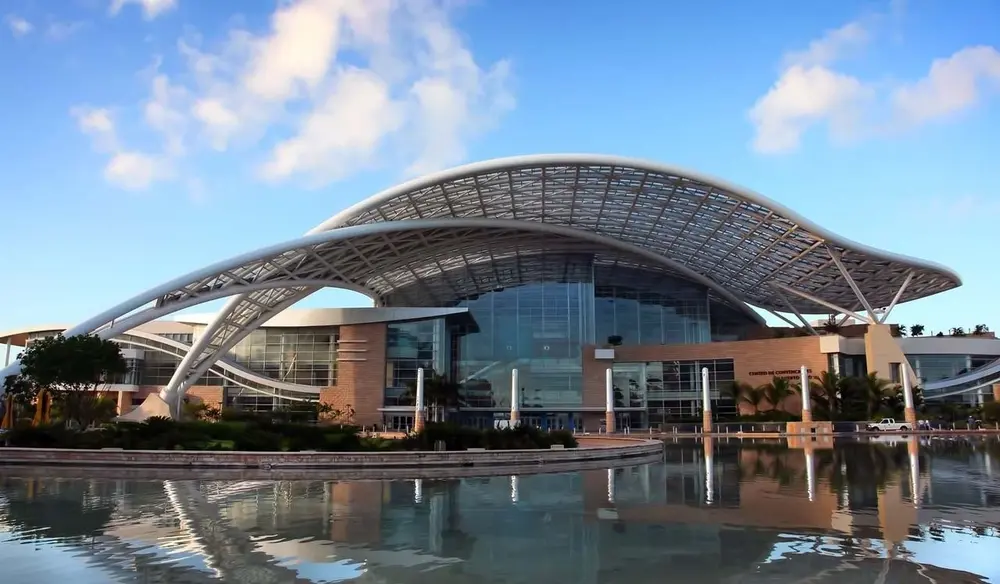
[983,401,1000,423]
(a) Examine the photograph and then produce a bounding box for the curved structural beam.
[118,330,319,395]
[162,220,765,402]
[0,218,761,400]
[316,154,961,314]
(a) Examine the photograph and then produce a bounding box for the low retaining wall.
[0,451,665,481]
[0,436,662,470]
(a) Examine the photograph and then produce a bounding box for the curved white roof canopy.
[318,154,961,315]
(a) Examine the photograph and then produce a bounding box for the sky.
[1,0,999,337]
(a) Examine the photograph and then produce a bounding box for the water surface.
[1,437,998,583]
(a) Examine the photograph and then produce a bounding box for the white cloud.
[104,152,171,190]
[5,14,33,37]
[71,106,172,190]
[749,11,1000,154]
[891,46,1000,124]
[73,0,512,192]
[260,67,405,182]
[109,0,177,20]
[782,21,869,68]
[46,21,86,41]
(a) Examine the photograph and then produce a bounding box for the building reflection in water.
[0,437,999,583]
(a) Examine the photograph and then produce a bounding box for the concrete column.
[701,367,712,434]
[414,479,423,504]
[993,383,1000,403]
[3,340,11,367]
[414,367,426,433]
[607,468,616,504]
[902,369,917,427]
[800,365,812,423]
[510,368,520,425]
[605,368,615,433]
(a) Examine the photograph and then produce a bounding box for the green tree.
[859,372,894,420]
[983,401,1000,423]
[3,375,38,407]
[950,327,966,337]
[18,334,128,428]
[910,324,925,336]
[973,324,990,336]
[810,370,845,417]
[760,377,793,412]
[725,381,764,415]
[895,324,908,337]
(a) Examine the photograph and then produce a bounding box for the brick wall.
[582,336,829,414]
[186,386,224,410]
[320,323,387,426]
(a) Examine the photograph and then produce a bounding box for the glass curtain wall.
[223,327,339,387]
[907,354,996,384]
[454,282,592,410]
[384,320,445,406]
[594,282,711,345]
[642,359,736,425]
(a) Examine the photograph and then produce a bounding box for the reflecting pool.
[2,437,999,583]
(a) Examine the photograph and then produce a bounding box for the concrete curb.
[0,436,662,470]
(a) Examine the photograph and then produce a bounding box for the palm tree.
[760,377,793,413]
[951,327,966,337]
[726,381,764,415]
[973,324,990,336]
[910,324,925,336]
[404,370,464,421]
[821,317,842,335]
[895,324,908,337]
[810,370,845,417]
[860,372,893,419]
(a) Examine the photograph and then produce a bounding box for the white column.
[902,369,914,410]
[416,367,426,415]
[510,475,520,504]
[607,468,616,504]
[414,479,423,504]
[701,367,711,412]
[511,368,519,416]
[605,368,614,413]
[800,365,811,414]
[3,340,11,367]
[909,447,920,508]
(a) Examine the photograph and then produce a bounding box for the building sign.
[748,368,812,379]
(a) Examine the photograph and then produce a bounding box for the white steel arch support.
[879,270,915,324]
[0,217,765,399]
[772,282,873,324]
[771,287,819,335]
[826,247,879,323]
[162,294,307,408]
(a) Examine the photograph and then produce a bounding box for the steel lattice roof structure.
[0,154,961,404]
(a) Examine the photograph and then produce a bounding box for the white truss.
[319,154,959,315]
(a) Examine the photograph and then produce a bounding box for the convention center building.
[2,155,998,429]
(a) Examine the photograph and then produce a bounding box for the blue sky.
[1,0,999,335]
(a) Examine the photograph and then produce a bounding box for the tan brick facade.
[582,336,829,419]
[186,386,224,410]
[319,322,387,427]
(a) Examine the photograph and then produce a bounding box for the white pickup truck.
[865,418,912,432]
